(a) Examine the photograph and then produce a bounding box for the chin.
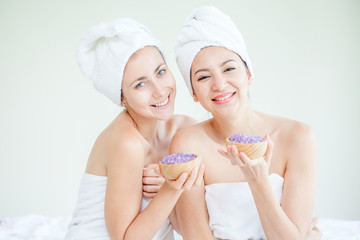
[157,111,174,121]
[208,104,236,117]
[149,107,173,121]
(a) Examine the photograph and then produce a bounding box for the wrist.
[247,173,270,189]
[162,181,184,195]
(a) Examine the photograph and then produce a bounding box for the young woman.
[170,6,321,240]
[65,18,204,240]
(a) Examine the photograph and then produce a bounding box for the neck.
[125,110,163,145]
[209,104,259,142]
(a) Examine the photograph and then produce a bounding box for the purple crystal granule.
[228,133,265,143]
[161,153,197,165]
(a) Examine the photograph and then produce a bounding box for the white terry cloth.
[65,173,174,240]
[175,5,254,96]
[77,18,162,106]
[0,214,70,240]
[1,215,359,240]
[205,173,284,240]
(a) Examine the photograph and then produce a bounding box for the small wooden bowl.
[225,135,267,159]
[159,153,201,180]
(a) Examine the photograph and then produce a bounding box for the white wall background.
[0,0,359,220]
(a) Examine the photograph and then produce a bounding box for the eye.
[135,82,145,89]
[157,69,166,76]
[224,67,236,72]
[198,76,209,81]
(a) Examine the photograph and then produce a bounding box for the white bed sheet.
[0,215,359,240]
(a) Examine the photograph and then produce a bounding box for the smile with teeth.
[152,95,169,107]
[212,92,235,101]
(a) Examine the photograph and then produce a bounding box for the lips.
[211,92,236,102]
[151,94,170,108]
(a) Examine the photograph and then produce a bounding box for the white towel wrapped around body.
[205,173,284,240]
[65,173,174,240]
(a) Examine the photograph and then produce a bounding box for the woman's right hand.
[218,135,273,184]
[143,164,165,198]
[164,163,205,191]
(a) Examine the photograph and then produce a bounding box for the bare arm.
[273,125,317,239]
[175,182,216,239]
[222,125,317,240]
[104,133,186,240]
[170,131,217,240]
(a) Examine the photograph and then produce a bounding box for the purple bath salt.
[228,133,265,143]
[161,153,197,165]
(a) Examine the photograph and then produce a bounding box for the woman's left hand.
[218,135,274,183]
[305,217,323,240]
[142,164,165,198]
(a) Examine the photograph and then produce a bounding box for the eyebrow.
[131,63,166,85]
[131,76,146,85]
[193,59,237,76]
[154,63,166,75]
[221,59,236,67]
[193,68,208,77]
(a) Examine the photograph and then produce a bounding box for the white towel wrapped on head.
[78,18,162,105]
[175,5,254,96]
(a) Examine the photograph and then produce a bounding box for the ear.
[120,88,127,107]
[193,94,199,102]
[247,69,253,86]
[121,99,127,107]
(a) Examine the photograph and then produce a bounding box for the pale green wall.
[0,0,359,220]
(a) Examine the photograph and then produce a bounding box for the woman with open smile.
[171,6,321,240]
[65,18,204,240]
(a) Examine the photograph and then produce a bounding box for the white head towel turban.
[78,18,161,105]
[175,6,254,96]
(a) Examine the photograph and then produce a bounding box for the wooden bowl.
[159,153,201,180]
[225,134,267,159]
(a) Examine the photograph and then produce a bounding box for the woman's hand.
[164,163,205,191]
[305,217,322,240]
[218,135,274,183]
[143,162,205,197]
[142,164,165,198]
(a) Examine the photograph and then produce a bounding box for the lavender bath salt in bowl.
[159,153,201,180]
[225,133,267,159]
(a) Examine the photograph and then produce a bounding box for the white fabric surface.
[175,5,254,96]
[0,215,360,240]
[0,174,358,239]
[64,173,174,240]
[205,173,284,240]
[1,215,359,240]
[78,18,161,105]
[0,215,70,240]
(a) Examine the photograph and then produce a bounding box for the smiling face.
[190,46,252,116]
[121,46,176,121]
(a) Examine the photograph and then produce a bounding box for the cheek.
[192,84,208,102]
[167,76,176,89]
[229,73,247,88]
[169,79,176,90]
[125,91,149,107]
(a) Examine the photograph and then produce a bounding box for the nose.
[212,73,227,91]
[152,81,167,99]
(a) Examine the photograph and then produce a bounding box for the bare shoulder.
[263,113,317,168]
[168,114,197,132]
[103,115,146,166]
[285,120,317,167]
[170,120,207,153]
[278,117,316,147]
[86,112,146,175]
[259,112,316,145]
